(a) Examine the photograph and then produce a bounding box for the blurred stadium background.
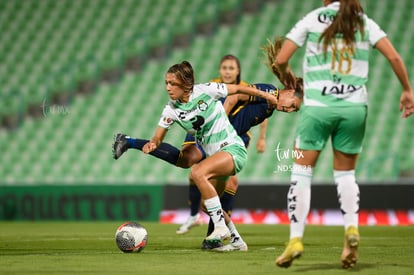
[0,0,413,222]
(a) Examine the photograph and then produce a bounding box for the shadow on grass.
[290,262,414,273]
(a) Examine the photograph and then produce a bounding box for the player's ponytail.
[294,77,304,99]
[319,0,365,54]
[262,37,301,92]
[262,36,285,82]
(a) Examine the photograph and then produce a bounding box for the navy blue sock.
[188,184,201,216]
[126,137,181,166]
[220,189,236,214]
[152,143,181,165]
[126,137,147,149]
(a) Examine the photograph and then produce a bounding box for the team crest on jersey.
[197,100,208,111]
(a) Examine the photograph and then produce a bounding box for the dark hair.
[319,0,365,53]
[219,54,242,84]
[167,61,195,92]
[294,77,304,99]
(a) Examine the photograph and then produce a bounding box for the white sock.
[334,170,360,229]
[288,163,312,239]
[204,196,226,228]
[227,221,243,243]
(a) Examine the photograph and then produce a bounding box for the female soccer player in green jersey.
[142,60,278,247]
[270,0,414,269]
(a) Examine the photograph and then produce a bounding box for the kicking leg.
[113,134,203,168]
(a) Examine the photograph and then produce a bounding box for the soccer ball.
[115,221,148,253]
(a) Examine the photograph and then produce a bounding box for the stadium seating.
[0,0,413,185]
[0,0,231,124]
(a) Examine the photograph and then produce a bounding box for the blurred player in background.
[269,0,414,269]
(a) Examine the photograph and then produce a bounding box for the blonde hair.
[262,36,303,98]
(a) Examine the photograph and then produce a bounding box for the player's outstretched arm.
[223,94,250,114]
[226,84,278,107]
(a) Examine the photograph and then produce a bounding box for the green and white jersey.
[158,82,244,156]
[286,2,386,107]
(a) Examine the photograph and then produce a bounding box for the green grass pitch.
[0,222,413,274]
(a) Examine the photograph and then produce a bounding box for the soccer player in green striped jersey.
[270,0,414,269]
[142,60,278,249]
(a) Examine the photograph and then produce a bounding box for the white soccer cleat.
[176,213,202,234]
[213,237,248,252]
[205,226,231,242]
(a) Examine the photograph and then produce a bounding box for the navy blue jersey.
[229,83,276,136]
[183,83,277,157]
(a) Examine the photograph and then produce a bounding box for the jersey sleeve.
[203,82,228,100]
[158,104,175,129]
[286,13,312,47]
[366,17,387,46]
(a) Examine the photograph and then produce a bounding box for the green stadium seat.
[1,0,413,185]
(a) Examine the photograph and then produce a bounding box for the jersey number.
[191,115,204,131]
[330,41,353,75]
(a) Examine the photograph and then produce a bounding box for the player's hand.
[400,91,414,118]
[256,139,266,153]
[143,142,157,154]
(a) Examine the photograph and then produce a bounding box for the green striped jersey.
[158,82,244,156]
[286,2,386,107]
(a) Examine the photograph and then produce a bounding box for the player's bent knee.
[189,165,205,184]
